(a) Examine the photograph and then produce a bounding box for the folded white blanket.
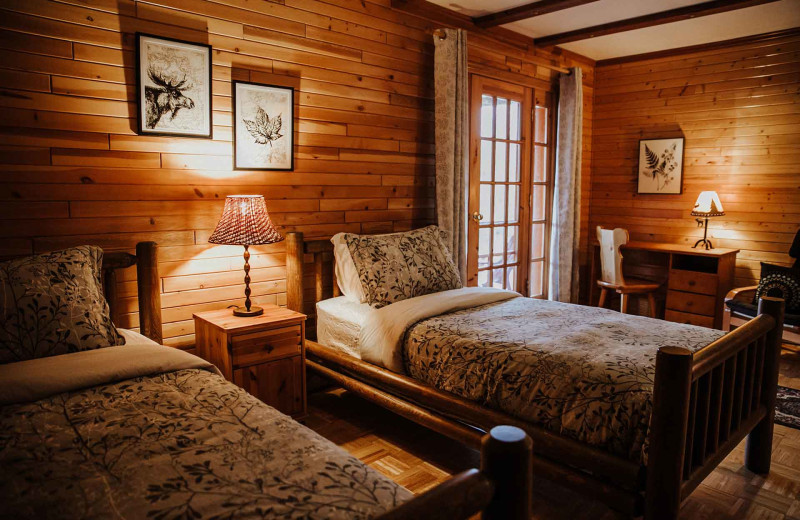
[0,343,219,406]
[359,287,519,372]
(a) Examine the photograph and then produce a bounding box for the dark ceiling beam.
[534,0,782,47]
[473,0,601,28]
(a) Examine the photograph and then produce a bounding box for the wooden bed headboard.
[285,232,337,339]
[102,241,163,344]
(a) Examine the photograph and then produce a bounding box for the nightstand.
[193,305,307,419]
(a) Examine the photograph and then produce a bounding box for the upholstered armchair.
[723,229,800,346]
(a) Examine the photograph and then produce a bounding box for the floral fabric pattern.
[343,226,462,309]
[0,368,409,519]
[403,297,724,463]
[0,246,123,364]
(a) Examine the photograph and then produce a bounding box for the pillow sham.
[0,245,125,364]
[753,262,800,314]
[331,233,366,303]
[342,225,462,308]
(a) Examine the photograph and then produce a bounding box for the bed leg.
[645,346,692,520]
[745,297,785,474]
[481,425,532,520]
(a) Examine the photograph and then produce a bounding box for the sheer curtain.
[433,28,468,281]
[548,68,583,303]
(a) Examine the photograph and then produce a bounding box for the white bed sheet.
[316,296,373,359]
[119,328,162,347]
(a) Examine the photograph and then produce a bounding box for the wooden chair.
[596,227,661,317]
[723,228,800,349]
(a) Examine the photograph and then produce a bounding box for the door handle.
[472,211,483,222]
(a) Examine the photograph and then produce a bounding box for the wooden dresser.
[193,306,307,419]
[590,241,739,329]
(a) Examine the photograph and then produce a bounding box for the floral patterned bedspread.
[404,297,724,463]
[0,368,409,519]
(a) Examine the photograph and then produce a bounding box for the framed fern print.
[637,138,684,194]
[233,81,294,171]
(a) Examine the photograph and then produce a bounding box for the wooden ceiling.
[417,0,800,60]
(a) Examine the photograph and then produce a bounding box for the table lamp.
[209,195,283,316]
[691,191,724,250]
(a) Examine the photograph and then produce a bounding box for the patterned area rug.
[776,386,800,429]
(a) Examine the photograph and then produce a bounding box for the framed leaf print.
[136,33,212,138]
[233,81,294,171]
[637,138,684,194]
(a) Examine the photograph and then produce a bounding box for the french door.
[467,75,553,297]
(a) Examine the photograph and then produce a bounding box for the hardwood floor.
[305,349,800,519]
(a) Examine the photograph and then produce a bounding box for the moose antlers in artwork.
[145,67,195,129]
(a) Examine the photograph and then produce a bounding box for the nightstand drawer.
[666,290,717,317]
[231,325,301,367]
[668,270,718,295]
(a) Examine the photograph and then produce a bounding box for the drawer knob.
[688,280,695,286]
[265,344,274,353]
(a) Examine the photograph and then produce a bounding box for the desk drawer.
[666,290,717,317]
[668,270,718,295]
[665,309,715,328]
[231,325,301,367]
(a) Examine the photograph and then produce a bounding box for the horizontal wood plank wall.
[0,0,592,347]
[591,31,800,290]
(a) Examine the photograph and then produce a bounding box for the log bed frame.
[96,241,533,520]
[284,231,787,520]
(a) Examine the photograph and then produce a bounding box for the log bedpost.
[481,425,533,520]
[745,296,785,474]
[645,346,693,520]
[136,241,162,344]
[286,232,304,313]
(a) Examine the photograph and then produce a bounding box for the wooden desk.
[589,241,739,329]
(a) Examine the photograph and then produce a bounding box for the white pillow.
[331,233,365,302]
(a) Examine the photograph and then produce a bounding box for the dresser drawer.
[231,325,302,367]
[666,290,717,317]
[668,270,718,296]
[665,309,715,328]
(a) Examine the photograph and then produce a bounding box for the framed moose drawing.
[136,33,212,138]
[233,81,294,171]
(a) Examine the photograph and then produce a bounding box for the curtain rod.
[430,28,571,75]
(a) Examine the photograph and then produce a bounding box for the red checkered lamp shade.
[208,195,283,246]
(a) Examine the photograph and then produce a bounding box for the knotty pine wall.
[591,30,800,290]
[0,0,593,348]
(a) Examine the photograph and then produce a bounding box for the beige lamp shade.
[691,191,725,217]
[209,195,283,246]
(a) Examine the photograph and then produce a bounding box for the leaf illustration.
[243,107,283,147]
[644,144,660,178]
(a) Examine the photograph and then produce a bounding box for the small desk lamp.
[691,191,724,250]
[209,195,283,316]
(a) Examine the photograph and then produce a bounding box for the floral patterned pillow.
[343,226,462,308]
[0,246,124,364]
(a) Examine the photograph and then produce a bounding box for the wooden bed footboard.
[285,231,786,519]
[375,425,533,520]
[645,296,784,520]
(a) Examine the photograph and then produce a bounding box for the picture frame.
[233,81,295,171]
[637,137,685,194]
[136,33,212,138]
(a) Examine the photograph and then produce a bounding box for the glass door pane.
[471,87,524,292]
[529,100,550,298]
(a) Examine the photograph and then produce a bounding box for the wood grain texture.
[590,30,800,291]
[0,0,592,346]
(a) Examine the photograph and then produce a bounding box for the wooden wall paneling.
[0,0,591,346]
[590,30,800,295]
